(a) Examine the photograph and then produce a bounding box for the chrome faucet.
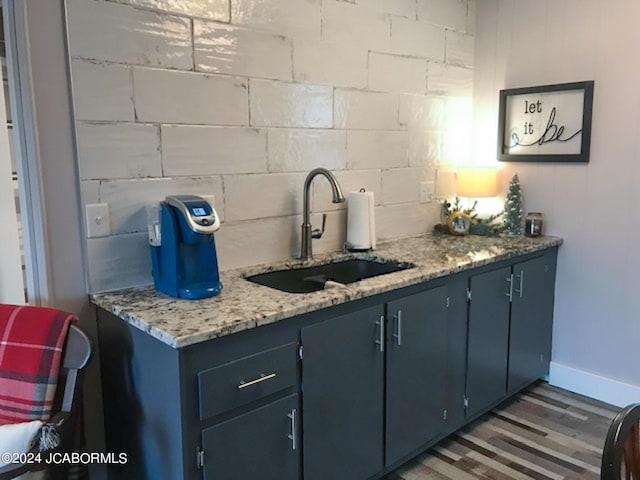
[301,168,345,261]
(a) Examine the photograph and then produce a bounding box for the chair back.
[60,324,92,413]
[602,404,640,480]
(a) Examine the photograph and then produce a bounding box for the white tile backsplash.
[409,130,441,166]
[87,233,152,292]
[224,173,307,221]
[230,0,321,39]
[321,1,391,51]
[417,0,468,32]
[334,90,400,130]
[390,18,446,60]
[293,38,368,89]
[66,0,474,291]
[133,68,249,125]
[66,0,192,69]
[466,0,476,36]
[71,60,134,121]
[100,177,224,234]
[446,30,475,67]
[399,94,446,130]
[381,167,430,205]
[267,129,346,172]
[249,80,333,128]
[215,216,299,270]
[76,123,161,180]
[347,131,408,169]
[375,202,439,240]
[162,126,267,176]
[427,62,473,97]
[194,21,293,81]
[112,0,230,21]
[355,0,416,18]
[368,53,426,95]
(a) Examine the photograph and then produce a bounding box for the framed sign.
[497,81,594,163]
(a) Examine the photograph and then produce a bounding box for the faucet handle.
[311,213,327,239]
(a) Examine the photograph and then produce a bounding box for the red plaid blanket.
[0,304,75,425]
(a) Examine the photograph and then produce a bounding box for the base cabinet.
[201,394,300,480]
[466,250,558,418]
[301,306,385,480]
[466,266,512,418]
[508,254,556,392]
[385,286,448,466]
[98,247,558,480]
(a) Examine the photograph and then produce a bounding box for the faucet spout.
[301,168,345,261]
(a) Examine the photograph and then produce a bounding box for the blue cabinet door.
[301,305,385,480]
[508,253,556,391]
[201,394,300,480]
[386,286,448,466]
[466,266,512,418]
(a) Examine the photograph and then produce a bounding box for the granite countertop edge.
[90,234,563,349]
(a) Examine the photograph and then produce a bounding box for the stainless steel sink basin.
[246,258,414,294]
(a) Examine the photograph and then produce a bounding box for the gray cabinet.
[466,251,557,418]
[444,277,470,429]
[97,247,558,480]
[201,394,299,480]
[301,305,385,480]
[385,286,448,466]
[508,253,556,392]
[466,266,512,418]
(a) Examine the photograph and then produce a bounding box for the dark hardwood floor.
[385,382,618,480]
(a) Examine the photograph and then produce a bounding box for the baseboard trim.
[549,362,640,408]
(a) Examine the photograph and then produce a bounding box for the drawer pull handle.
[238,372,277,389]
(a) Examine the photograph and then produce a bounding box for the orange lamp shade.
[456,167,498,197]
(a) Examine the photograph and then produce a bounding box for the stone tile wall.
[66,0,475,292]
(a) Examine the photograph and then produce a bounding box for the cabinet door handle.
[287,409,297,451]
[393,310,402,346]
[514,270,524,298]
[505,274,514,302]
[237,372,277,389]
[375,316,384,352]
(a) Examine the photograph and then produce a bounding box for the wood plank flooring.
[385,382,618,480]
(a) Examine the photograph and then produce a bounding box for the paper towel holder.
[345,187,376,252]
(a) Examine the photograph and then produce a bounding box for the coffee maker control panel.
[165,195,220,234]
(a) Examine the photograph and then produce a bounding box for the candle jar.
[525,212,543,237]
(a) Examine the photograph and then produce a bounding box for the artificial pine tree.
[503,174,524,235]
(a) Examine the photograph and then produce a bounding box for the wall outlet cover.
[85,203,110,238]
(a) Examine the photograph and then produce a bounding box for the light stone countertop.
[90,234,562,349]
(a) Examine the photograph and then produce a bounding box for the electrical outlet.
[85,203,110,238]
[419,182,434,203]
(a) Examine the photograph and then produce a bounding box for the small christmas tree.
[503,174,523,235]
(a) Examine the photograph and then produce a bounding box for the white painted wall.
[474,0,640,405]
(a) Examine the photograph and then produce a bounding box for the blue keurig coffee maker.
[149,195,222,299]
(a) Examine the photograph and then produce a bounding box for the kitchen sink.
[245,258,415,294]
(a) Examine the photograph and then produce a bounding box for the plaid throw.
[0,304,74,425]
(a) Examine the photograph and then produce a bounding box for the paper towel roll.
[347,190,376,251]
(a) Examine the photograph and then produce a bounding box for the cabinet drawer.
[198,342,298,420]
